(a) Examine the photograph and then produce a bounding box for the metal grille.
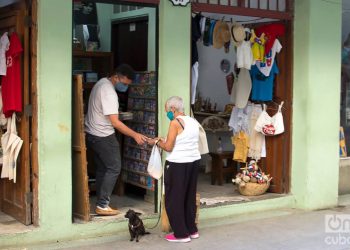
[191,0,293,20]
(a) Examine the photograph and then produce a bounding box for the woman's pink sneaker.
[165,233,191,243]
[190,232,199,239]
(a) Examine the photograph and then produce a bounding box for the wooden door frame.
[30,0,39,226]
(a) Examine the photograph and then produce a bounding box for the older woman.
[148,96,201,243]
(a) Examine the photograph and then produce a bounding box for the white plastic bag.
[198,123,209,155]
[147,144,162,179]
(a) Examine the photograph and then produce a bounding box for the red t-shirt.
[1,32,23,118]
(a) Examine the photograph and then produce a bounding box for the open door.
[72,75,90,222]
[0,2,31,225]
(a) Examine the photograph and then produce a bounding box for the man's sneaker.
[95,205,119,216]
[165,233,191,243]
[190,232,199,239]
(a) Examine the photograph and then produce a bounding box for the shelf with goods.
[122,71,157,191]
[72,50,113,89]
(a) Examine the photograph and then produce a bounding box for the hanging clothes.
[228,104,252,134]
[248,104,266,160]
[232,131,249,163]
[0,32,9,76]
[250,62,279,102]
[2,32,23,118]
[236,40,254,70]
[191,62,199,105]
[255,23,285,56]
[234,68,252,108]
[1,113,23,183]
[256,39,282,77]
[250,30,266,62]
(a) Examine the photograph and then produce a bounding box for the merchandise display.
[232,160,272,196]
[122,71,157,191]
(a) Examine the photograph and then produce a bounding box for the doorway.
[0,0,38,229]
[112,17,148,72]
[190,2,293,207]
[72,1,158,222]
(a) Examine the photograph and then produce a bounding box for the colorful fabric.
[232,131,249,163]
[250,62,279,102]
[256,39,282,77]
[255,23,285,56]
[1,32,23,117]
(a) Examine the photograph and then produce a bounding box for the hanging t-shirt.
[236,40,254,70]
[2,32,23,117]
[250,62,279,101]
[256,39,282,77]
[0,32,10,76]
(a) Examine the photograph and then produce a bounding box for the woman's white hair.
[166,96,185,113]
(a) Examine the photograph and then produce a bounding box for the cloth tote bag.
[147,144,162,179]
[255,102,284,136]
[198,122,209,155]
[1,113,23,183]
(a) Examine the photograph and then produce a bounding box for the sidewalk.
[13,204,350,250]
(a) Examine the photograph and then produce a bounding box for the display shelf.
[129,96,156,100]
[125,143,152,152]
[122,71,157,191]
[127,120,155,125]
[123,155,149,164]
[123,168,150,177]
[125,180,153,190]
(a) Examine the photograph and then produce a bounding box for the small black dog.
[124,209,150,242]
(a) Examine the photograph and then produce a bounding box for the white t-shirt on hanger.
[256,39,282,77]
[236,40,254,70]
[0,32,10,76]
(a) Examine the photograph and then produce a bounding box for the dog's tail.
[144,232,151,235]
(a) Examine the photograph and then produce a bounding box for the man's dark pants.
[86,133,121,208]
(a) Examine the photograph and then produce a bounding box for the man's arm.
[108,114,147,145]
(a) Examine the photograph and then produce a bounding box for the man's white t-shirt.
[256,39,282,76]
[85,78,119,137]
[0,32,10,76]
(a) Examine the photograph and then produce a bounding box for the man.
[85,64,147,216]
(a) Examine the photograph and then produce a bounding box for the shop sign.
[169,0,190,7]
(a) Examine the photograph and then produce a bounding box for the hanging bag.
[147,142,162,179]
[254,102,284,136]
[1,113,23,182]
[198,122,209,155]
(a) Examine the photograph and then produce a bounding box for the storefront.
[0,0,342,248]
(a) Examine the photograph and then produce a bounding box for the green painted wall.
[158,0,191,136]
[292,0,341,209]
[36,0,72,228]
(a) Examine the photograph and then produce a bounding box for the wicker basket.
[237,181,270,196]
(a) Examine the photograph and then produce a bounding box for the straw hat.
[213,21,231,49]
[231,23,245,46]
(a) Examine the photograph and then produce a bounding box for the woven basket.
[237,181,270,196]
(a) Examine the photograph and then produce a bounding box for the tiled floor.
[0,211,34,235]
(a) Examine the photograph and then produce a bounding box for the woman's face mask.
[115,82,129,92]
[166,111,174,121]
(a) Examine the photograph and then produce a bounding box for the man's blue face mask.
[115,82,129,92]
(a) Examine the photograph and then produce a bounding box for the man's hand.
[133,133,148,145]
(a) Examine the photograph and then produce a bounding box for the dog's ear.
[135,212,142,216]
